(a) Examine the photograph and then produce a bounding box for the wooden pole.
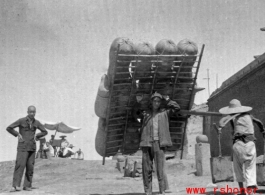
[216,73,218,89]
[207,69,210,96]
[203,69,210,97]
[178,110,222,117]
[54,130,58,138]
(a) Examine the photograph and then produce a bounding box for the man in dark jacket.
[139,92,180,195]
[6,106,47,192]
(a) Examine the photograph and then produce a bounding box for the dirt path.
[1,158,264,195]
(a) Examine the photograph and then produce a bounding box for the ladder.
[102,44,205,165]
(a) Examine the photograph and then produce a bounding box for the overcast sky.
[1,0,265,161]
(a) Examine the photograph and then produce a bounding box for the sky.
[1,0,265,161]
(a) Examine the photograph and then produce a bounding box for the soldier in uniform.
[6,106,47,192]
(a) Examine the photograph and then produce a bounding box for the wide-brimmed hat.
[59,135,67,139]
[219,99,252,115]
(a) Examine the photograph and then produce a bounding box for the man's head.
[27,106,36,119]
[151,92,162,111]
[69,144,74,148]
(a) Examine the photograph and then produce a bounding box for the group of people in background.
[35,134,84,160]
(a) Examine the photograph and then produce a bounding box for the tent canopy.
[41,121,81,134]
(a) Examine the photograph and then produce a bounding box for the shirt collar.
[26,116,35,123]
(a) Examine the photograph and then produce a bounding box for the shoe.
[23,187,32,191]
[10,187,21,192]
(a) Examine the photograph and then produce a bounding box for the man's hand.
[18,134,24,142]
[162,95,169,101]
[219,115,232,128]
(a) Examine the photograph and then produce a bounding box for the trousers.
[142,141,165,193]
[13,151,35,188]
[233,140,257,187]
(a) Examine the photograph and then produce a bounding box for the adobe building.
[205,53,265,158]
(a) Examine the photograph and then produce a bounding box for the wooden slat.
[173,99,190,102]
[106,139,123,143]
[106,145,122,150]
[170,132,183,135]
[170,121,186,124]
[173,65,198,68]
[117,60,198,63]
[118,54,199,57]
[113,83,131,86]
[108,123,126,127]
[107,134,124,137]
[177,76,195,79]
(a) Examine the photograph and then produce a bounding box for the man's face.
[27,106,36,119]
[152,97,161,110]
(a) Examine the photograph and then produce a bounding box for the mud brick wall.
[207,61,265,158]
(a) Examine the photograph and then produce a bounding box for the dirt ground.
[1,157,265,195]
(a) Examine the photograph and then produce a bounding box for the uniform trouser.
[233,140,257,187]
[142,141,165,194]
[13,151,35,188]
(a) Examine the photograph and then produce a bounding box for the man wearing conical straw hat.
[218,99,265,195]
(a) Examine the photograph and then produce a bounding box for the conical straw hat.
[219,99,252,115]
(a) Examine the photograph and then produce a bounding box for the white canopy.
[40,120,81,134]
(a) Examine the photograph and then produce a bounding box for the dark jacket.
[139,99,180,147]
[6,117,48,152]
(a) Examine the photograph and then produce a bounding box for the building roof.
[208,52,265,101]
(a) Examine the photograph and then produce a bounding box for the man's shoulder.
[19,117,27,122]
[237,113,251,120]
[34,119,43,125]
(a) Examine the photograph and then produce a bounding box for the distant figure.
[60,144,75,158]
[75,148,84,160]
[41,141,50,159]
[47,142,55,157]
[49,135,57,157]
[59,135,69,149]
[6,106,47,192]
[36,137,47,159]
